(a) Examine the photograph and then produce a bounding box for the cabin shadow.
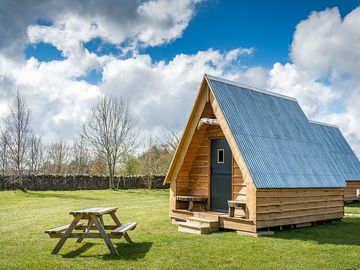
[345,201,360,209]
[61,241,153,260]
[272,217,360,246]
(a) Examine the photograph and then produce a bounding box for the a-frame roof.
[311,121,360,181]
[164,74,345,188]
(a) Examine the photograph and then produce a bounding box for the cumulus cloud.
[0,0,360,154]
[268,6,360,151]
[1,0,201,56]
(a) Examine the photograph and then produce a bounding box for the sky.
[0,0,360,153]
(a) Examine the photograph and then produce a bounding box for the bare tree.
[29,134,44,174]
[139,136,173,177]
[161,126,182,153]
[47,139,70,175]
[71,135,89,175]
[4,91,32,176]
[0,129,9,175]
[80,95,137,189]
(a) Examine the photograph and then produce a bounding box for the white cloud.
[1,1,360,155]
[267,6,360,151]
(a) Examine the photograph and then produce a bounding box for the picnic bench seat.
[112,222,137,234]
[176,196,208,211]
[228,200,247,219]
[45,222,84,234]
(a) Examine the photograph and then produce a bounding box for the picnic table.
[45,207,137,256]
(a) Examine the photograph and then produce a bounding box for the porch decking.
[170,209,257,233]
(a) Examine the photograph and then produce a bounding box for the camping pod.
[311,121,360,203]
[164,74,349,234]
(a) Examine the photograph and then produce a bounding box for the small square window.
[217,149,224,163]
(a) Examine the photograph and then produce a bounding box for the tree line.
[0,91,180,190]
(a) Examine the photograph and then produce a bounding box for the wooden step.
[178,222,218,235]
[193,212,221,222]
[188,217,219,228]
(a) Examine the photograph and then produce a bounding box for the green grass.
[0,190,359,270]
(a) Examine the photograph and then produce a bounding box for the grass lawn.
[0,190,359,270]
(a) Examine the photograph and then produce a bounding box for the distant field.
[0,190,359,270]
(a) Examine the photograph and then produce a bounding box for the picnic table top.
[69,207,118,215]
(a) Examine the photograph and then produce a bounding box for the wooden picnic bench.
[228,200,247,219]
[176,196,208,211]
[45,207,137,256]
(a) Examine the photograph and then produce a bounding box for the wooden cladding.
[176,102,226,199]
[344,181,360,201]
[256,188,344,228]
[232,158,246,201]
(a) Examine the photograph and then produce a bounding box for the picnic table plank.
[69,207,118,215]
[110,212,133,243]
[76,219,94,243]
[91,215,119,256]
[51,215,82,254]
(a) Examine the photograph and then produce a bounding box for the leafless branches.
[80,95,137,189]
[29,134,44,174]
[46,139,70,175]
[4,91,32,176]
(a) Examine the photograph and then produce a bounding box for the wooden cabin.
[311,121,360,203]
[164,74,346,235]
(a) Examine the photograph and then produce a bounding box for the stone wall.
[0,175,168,191]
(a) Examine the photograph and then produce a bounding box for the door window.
[217,149,225,163]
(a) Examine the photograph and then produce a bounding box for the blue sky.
[24,0,360,74]
[1,0,360,151]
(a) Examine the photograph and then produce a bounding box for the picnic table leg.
[76,218,93,243]
[51,215,81,254]
[91,215,119,256]
[110,212,133,243]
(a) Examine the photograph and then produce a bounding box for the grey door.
[210,138,232,212]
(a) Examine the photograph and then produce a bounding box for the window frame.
[217,149,225,164]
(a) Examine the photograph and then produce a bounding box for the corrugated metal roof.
[205,74,345,188]
[311,121,360,181]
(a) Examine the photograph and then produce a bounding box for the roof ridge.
[205,74,297,102]
[309,120,339,129]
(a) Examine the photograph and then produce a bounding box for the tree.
[28,134,44,175]
[80,95,137,189]
[119,155,142,176]
[4,91,32,176]
[0,129,9,175]
[46,139,70,174]
[88,154,107,175]
[139,137,172,176]
[70,135,89,175]
[161,126,182,153]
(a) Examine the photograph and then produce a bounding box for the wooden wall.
[255,189,344,228]
[175,102,226,207]
[173,98,252,212]
[232,159,246,201]
[344,181,360,202]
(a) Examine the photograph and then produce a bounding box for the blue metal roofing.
[311,121,360,181]
[205,75,345,188]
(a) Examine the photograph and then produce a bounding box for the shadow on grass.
[26,191,99,201]
[273,217,360,246]
[103,242,153,260]
[62,243,96,258]
[61,241,153,260]
[345,201,360,209]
